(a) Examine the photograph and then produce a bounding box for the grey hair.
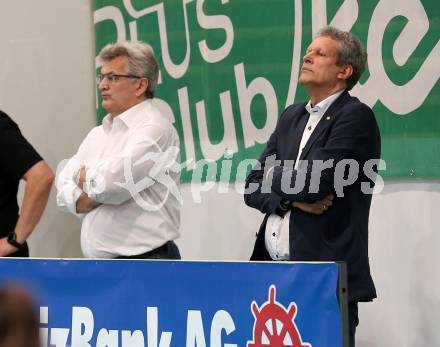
[99,41,159,98]
[316,26,367,90]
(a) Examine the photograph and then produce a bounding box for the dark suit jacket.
[244,90,380,303]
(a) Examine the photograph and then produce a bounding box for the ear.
[135,78,149,97]
[337,64,353,81]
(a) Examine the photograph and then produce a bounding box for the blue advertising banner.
[0,259,343,347]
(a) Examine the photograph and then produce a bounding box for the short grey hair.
[99,41,159,98]
[316,26,367,90]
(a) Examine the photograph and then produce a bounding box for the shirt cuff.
[265,166,275,180]
[83,165,105,201]
[64,186,84,217]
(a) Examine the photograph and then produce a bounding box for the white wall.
[0,0,96,257]
[358,182,440,346]
[0,1,439,346]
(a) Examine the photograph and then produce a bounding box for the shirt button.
[272,233,276,237]
[308,126,312,130]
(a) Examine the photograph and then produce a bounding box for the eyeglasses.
[96,74,143,84]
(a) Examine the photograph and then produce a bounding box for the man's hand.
[293,194,334,215]
[0,237,19,257]
[76,166,86,190]
[75,167,102,214]
[76,193,101,214]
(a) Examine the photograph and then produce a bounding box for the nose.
[303,52,313,64]
[98,79,108,90]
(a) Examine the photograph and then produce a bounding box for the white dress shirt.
[56,99,181,258]
[264,90,344,260]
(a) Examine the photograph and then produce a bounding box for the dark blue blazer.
[245,90,380,302]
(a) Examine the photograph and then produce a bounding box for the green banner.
[94,0,439,181]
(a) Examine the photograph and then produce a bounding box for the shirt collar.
[305,89,344,116]
[102,99,152,132]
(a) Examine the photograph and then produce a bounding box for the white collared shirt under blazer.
[264,90,343,260]
[56,100,181,258]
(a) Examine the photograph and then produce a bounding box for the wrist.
[7,231,25,249]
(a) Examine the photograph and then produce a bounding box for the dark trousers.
[348,302,359,347]
[116,241,180,260]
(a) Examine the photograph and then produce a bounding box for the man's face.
[98,56,141,117]
[299,36,347,91]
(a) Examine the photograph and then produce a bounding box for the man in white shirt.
[56,41,181,259]
[245,27,381,346]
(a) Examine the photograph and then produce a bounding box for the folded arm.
[271,105,379,203]
[245,103,379,215]
[82,124,178,205]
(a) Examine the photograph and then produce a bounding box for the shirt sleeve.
[55,129,96,217]
[0,113,43,180]
[84,123,179,205]
[55,155,84,217]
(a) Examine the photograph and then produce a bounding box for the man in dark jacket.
[244,26,381,347]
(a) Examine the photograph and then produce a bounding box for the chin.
[298,77,308,86]
[299,73,308,83]
[299,75,315,85]
[101,100,111,110]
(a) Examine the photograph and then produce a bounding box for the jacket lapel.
[299,91,351,160]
